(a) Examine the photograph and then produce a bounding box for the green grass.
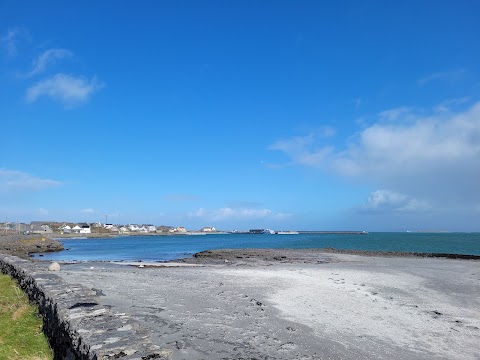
[0,274,53,360]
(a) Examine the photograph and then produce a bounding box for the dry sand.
[50,249,480,359]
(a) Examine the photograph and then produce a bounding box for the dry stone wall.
[0,254,164,360]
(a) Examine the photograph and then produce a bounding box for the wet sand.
[51,249,480,359]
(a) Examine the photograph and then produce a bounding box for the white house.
[128,224,140,232]
[59,224,72,234]
[80,223,91,234]
[200,226,216,232]
[144,224,156,233]
[72,223,91,234]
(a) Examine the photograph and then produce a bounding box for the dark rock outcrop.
[0,234,64,258]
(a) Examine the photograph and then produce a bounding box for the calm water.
[32,232,480,262]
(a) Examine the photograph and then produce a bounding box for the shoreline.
[52,249,480,359]
[30,246,480,265]
[1,240,479,359]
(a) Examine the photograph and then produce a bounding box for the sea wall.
[0,254,165,360]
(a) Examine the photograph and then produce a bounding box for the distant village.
[1,221,218,236]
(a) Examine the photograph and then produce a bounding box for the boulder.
[48,262,61,271]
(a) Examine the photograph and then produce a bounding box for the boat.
[249,229,275,234]
[274,231,299,235]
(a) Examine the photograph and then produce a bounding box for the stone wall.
[0,254,165,360]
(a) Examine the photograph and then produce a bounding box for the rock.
[48,262,61,271]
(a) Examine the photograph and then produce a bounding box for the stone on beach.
[48,262,60,271]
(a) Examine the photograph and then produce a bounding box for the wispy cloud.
[353,97,362,109]
[26,73,104,107]
[0,168,62,192]
[417,69,467,86]
[378,107,415,122]
[0,27,30,57]
[269,133,334,168]
[433,97,471,114]
[27,48,73,77]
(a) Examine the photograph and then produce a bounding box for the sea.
[32,232,480,262]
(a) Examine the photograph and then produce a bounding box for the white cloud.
[0,27,29,57]
[26,73,104,106]
[357,190,430,214]
[28,48,73,77]
[188,207,275,221]
[81,208,95,214]
[0,169,62,192]
[332,103,480,181]
[270,101,480,208]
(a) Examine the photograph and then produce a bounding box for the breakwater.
[0,254,166,359]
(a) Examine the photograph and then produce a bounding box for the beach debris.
[142,348,173,359]
[429,310,443,318]
[175,340,186,349]
[92,288,106,296]
[48,262,61,271]
[250,298,265,310]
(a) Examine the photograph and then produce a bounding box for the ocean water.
[32,232,480,262]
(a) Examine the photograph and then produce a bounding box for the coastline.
[1,235,479,359]
[51,249,479,360]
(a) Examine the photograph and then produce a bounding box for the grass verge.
[0,274,53,360]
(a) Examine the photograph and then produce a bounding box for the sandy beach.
[50,249,480,359]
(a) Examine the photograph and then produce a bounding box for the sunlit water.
[32,232,480,262]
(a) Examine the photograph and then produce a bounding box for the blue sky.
[1,1,480,231]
